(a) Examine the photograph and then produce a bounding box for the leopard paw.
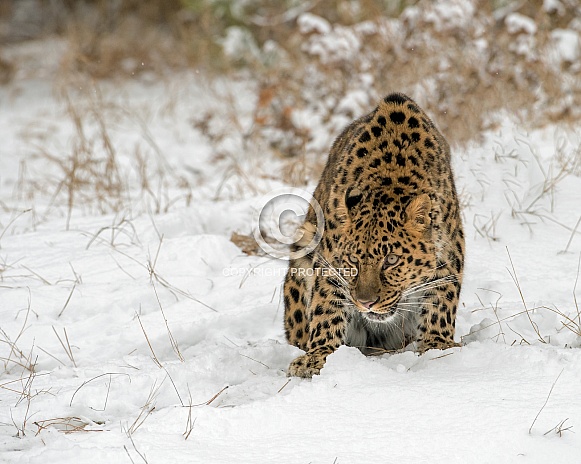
[287,352,327,378]
[419,338,461,354]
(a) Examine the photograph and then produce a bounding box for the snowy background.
[1,1,581,463]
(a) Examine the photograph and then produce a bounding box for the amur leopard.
[283,93,465,378]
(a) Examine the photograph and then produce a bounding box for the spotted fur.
[284,93,465,378]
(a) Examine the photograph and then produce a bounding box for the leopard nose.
[358,297,379,309]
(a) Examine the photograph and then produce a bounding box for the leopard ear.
[406,194,431,232]
[345,187,363,212]
[296,222,316,247]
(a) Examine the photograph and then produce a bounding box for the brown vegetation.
[2,1,580,188]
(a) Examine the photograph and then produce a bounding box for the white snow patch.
[505,13,538,35]
[298,12,331,35]
[423,0,476,32]
[551,29,580,63]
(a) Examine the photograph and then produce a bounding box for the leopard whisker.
[397,302,437,308]
[314,252,352,288]
[402,275,458,297]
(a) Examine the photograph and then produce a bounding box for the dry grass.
[3,358,54,437]
[34,416,104,435]
[17,78,194,226]
[542,253,581,339]
[544,418,573,437]
[4,1,579,188]
[125,379,162,437]
[230,232,262,256]
[184,0,581,184]
[464,248,581,349]
[0,298,36,374]
[529,369,564,435]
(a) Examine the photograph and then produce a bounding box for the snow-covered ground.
[1,49,581,463]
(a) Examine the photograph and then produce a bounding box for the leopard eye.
[348,254,359,264]
[383,253,399,269]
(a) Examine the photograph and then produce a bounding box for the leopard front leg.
[417,271,462,353]
[283,257,313,351]
[287,274,347,378]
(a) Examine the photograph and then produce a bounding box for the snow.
[551,29,580,64]
[543,0,565,15]
[298,13,331,35]
[2,43,581,464]
[300,16,362,65]
[221,27,261,61]
[422,0,476,33]
[505,13,538,35]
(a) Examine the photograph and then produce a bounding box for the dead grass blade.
[136,311,162,369]
[58,284,77,318]
[183,387,196,441]
[506,247,547,344]
[34,416,104,435]
[0,209,32,249]
[69,372,131,407]
[52,326,77,368]
[1,293,36,373]
[126,379,163,437]
[277,378,292,393]
[151,282,184,362]
[529,369,564,434]
[544,418,573,437]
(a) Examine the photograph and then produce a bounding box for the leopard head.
[335,186,437,322]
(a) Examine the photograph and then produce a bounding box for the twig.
[11,359,40,437]
[183,387,196,440]
[124,445,136,464]
[205,386,228,406]
[151,281,184,362]
[2,290,34,372]
[37,346,66,367]
[544,418,573,437]
[58,284,77,318]
[460,307,537,341]
[239,353,270,369]
[126,433,149,463]
[0,372,49,393]
[183,415,196,440]
[34,416,103,435]
[0,209,32,249]
[70,372,131,407]
[126,379,163,437]
[475,288,505,343]
[186,385,229,408]
[429,352,455,360]
[529,369,564,434]
[506,247,546,344]
[21,265,52,285]
[277,378,291,393]
[136,311,162,368]
[150,271,217,311]
[505,323,531,345]
[560,216,581,254]
[574,252,581,328]
[52,326,77,367]
[162,367,184,406]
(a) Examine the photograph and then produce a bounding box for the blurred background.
[1,0,580,152]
